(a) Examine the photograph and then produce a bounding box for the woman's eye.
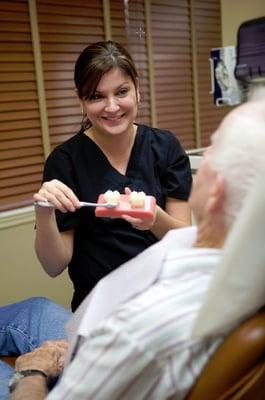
[91,94,102,101]
[118,88,128,96]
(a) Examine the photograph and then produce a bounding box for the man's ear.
[75,89,83,107]
[207,173,225,215]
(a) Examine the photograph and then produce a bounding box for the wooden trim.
[28,0,51,159]
[103,0,112,40]
[190,0,201,148]
[144,0,157,128]
[0,207,35,230]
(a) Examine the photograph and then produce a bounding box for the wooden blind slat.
[0,100,39,112]
[38,4,102,17]
[0,128,42,141]
[1,146,43,161]
[0,138,42,150]
[0,183,41,198]
[0,155,44,170]
[0,22,30,32]
[0,173,42,190]
[1,91,37,102]
[38,0,102,8]
[39,24,104,35]
[0,11,29,22]
[0,109,39,122]
[0,164,43,180]
[38,15,103,25]
[0,119,40,131]
[0,72,37,84]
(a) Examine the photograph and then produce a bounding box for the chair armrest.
[0,356,17,367]
[186,311,265,399]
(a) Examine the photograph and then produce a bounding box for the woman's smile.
[101,113,125,121]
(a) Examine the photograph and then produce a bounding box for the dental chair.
[186,311,265,399]
[0,356,16,366]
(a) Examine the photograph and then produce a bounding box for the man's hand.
[15,339,68,379]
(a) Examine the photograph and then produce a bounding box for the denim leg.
[0,297,72,355]
[0,360,13,400]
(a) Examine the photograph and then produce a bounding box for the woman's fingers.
[33,180,80,213]
[124,187,132,195]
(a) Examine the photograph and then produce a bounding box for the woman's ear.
[135,78,141,104]
[137,90,141,105]
[207,173,225,215]
[75,89,83,111]
[78,99,85,116]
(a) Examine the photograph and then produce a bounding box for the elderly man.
[10,97,265,400]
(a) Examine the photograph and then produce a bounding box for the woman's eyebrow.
[96,81,130,93]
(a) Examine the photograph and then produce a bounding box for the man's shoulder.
[163,242,222,278]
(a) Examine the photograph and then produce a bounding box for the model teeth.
[104,190,120,205]
[129,191,146,208]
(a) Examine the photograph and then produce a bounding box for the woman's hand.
[33,179,81,213]
[121,213,157,231]
[121,187,157,230]
[122,187,191,238]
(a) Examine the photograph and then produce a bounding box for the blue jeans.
[0,297,71,400]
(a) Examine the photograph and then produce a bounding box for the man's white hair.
[247,83,265,101]
[208,96,265,227]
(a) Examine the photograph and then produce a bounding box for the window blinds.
[0,0,226,212]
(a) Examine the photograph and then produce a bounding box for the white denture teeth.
[103,190,120,205]
[129,191,146,208]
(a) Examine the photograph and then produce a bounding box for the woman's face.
[82,67,139,137]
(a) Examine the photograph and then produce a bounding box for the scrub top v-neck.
[43,124,192,310]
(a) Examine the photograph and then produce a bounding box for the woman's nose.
[104,97,120,112]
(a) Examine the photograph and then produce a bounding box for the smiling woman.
[33,40,193,312]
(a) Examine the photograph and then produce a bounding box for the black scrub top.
[43,124,192,310]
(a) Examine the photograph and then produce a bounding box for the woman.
[33,41,192,311]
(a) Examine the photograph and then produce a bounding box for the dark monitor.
[235,16,265,83]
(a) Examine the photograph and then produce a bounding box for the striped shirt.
[48,242,225,399]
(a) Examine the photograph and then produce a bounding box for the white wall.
[0,218,72,308]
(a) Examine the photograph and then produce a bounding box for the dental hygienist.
[33,40,192,311]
